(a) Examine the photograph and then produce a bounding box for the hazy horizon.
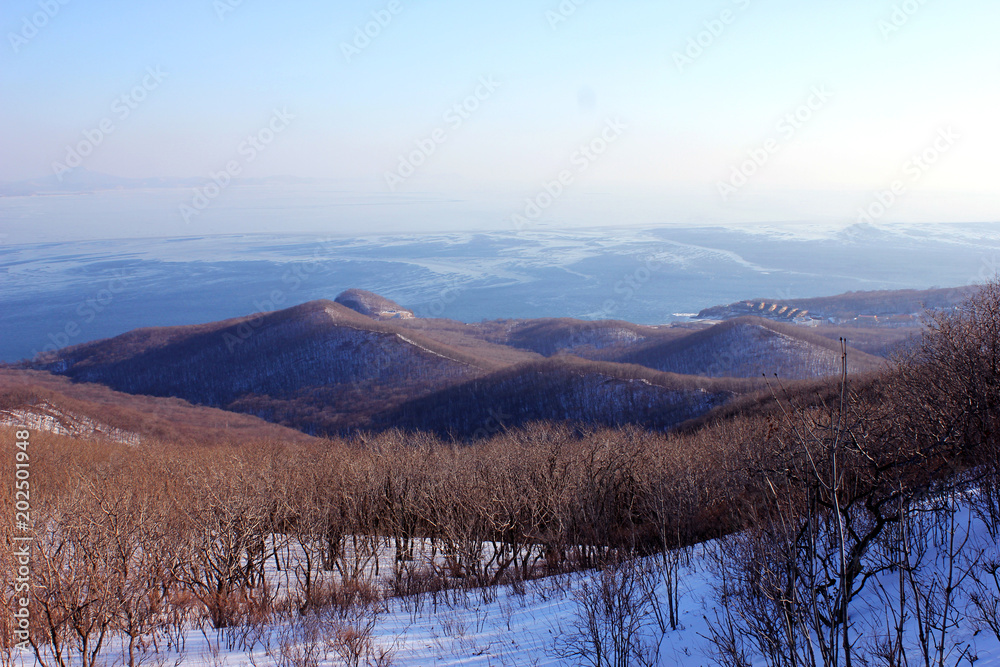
[3,1,1000,241]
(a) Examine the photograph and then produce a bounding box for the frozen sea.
[2,222,999,363]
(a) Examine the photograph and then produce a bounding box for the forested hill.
[13,284,963,438]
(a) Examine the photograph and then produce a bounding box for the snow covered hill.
[619,317,885,379]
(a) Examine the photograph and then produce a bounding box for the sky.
[1,0,999,239]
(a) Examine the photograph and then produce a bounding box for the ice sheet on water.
[2,223,1000,362]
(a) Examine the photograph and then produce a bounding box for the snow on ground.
[0,401,141,446]
[13,495,1000,666]
[370,555,716,666]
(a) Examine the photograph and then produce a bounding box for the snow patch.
[0,401,141,446]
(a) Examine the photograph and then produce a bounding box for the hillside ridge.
[10,284,963,439]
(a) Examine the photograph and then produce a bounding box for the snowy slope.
[13,495,999,666]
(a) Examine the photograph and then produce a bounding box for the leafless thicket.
[0,419,732,666]
[705,281,1000,666]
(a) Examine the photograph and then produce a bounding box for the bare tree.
[553,558,658,667]
[30,492,120,667]
[905,492,978,667]
[91,474,177,667]
[170,460,272,630]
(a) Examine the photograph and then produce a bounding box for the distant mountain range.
[0,168,330,196]
[5,284,944,439]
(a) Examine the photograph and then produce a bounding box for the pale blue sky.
[1,0,999,235]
